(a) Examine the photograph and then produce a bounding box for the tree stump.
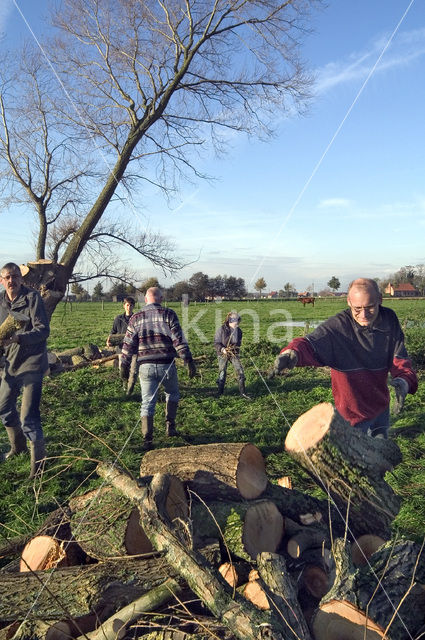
[140,442,267,501]
[284,403,402,537]
[191,499,284,562]
[312,538,425,640]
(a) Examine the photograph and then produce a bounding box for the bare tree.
[0,0,320,316]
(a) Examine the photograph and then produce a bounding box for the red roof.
[393,283,417,291]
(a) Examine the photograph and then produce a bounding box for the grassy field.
[1,297,425,550]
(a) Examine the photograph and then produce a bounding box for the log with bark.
[0,557,180,621]
[312,538,425,640]
[191,499,284,561]
[97,462,290,640]
[0,312,28,341]
[69,480,188,560]
[285,403,402,537]
[140,442,268,501]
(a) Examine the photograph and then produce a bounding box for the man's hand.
[0,336,18,348]
[389,377,409,414]
[187,360,197,378]
[268,349,298,379]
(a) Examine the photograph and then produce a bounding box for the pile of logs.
[1,403,424,640]
[46,344,120,375]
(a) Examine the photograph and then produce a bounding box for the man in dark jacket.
[107,296,138,395]
[120,287,196,449]
[214,312,250,399]
[271,278,417,437]
[0,262,49,477]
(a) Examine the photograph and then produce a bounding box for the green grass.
[1,298,425,552]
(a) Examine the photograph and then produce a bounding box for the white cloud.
[315,27,425,94]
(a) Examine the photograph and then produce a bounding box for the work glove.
[187,359,197,379]
[268,349,298,379]
[389,377,409,414]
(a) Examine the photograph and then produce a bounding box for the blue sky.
[1,0,424,293]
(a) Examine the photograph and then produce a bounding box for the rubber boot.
[165,401,179,437]
[3,426,28,461]
[238,377,251,401]
[29,440,46,479]
[217,379,225,397]
[141,416,154,451]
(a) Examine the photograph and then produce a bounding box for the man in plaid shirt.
[121,287,196,449]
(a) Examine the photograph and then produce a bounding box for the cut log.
[312,538,425,640]
[20,536,67,572]
[299,564,330,599]
[286,528,328,559]
[257,552,312,639]
[0,557,181,621]
[351,534,386,567]
[285,403,402,537]
[0,312,28,340]
[241,580,269,610]
[97,463,289,640]
[191,499,284,562]
[262,483,338,533]
[140,442,267,501]
[1,506,85,567]
[277,476,292,489]
[219,561,252,588]
[70,481,187,560]
[107,333,126,347]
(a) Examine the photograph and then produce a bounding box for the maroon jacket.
[282,306,417,426]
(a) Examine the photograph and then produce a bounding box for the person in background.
[214,312,251,400]
[271,278,417,438]
[107,296,139,395]
[120,287,196,450]
[0,262,49,478]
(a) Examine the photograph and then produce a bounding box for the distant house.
[267,291,278,298]
[385,282,419,297]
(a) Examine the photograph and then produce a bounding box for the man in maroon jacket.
[271,278,417,438]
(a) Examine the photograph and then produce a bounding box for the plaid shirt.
[120,303,192,366]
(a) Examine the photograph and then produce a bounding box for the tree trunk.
[312,538,425,640]
[0,558,180,621]
[284,403,402,537]
[191,500,284,562]
[262,483,340,533]
[69,479,187,560]
[257,552,312,640]
[140,443,268,501]
[20,260,70,319]
[97,463,289,640]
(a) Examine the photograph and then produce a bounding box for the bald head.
[347,278,382,327]
[347,278,380,297]
[145,287,163,304]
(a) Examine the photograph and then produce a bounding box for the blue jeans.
[139,362,180,417]
[354,407,390,438]
[0,370,44,442]
[217,355,245,385]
